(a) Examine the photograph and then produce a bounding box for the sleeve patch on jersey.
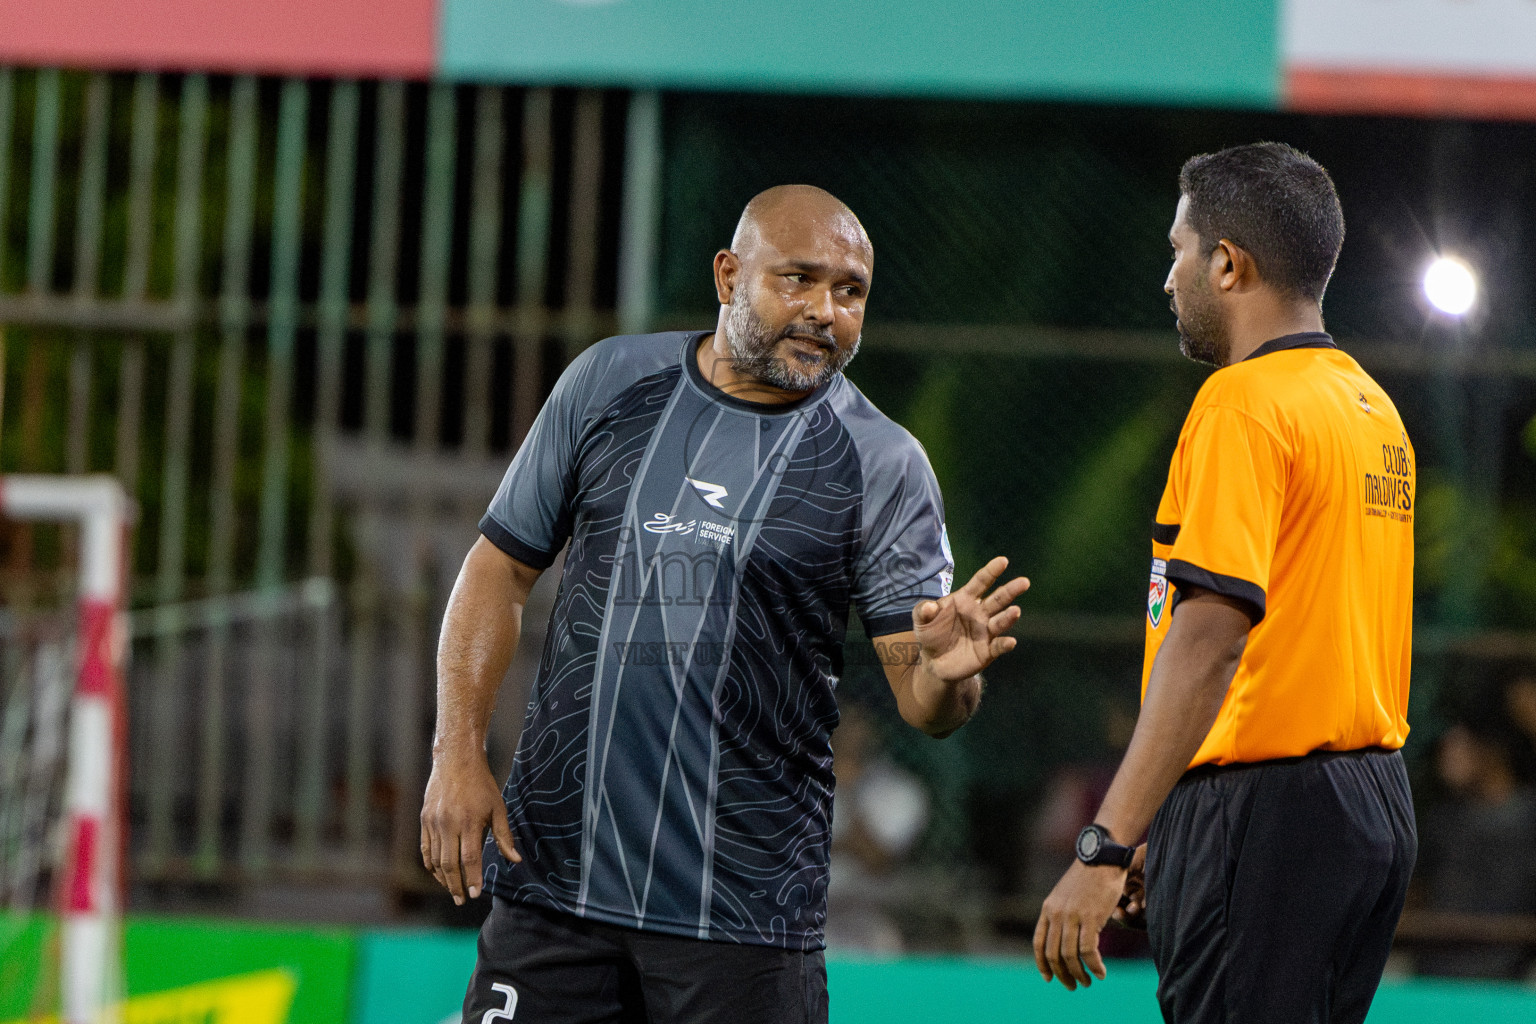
[939,524,954,596]
[1149,559,1169,628]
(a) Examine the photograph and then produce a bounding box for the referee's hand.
[1111,844,1148,930]
[421,750,521,905]
[1033,859,1128,990]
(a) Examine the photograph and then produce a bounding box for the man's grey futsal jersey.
[477,330,953,951]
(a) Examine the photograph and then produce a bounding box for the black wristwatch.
[1075,824,1136,868]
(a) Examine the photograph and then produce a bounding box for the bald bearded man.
[422,185,1029,1023]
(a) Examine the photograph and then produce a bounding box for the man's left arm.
[877,556,1031,738]
[1031,586,1251,989]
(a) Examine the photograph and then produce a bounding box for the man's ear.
[714,249,739,305]
[1212,239,1254,293]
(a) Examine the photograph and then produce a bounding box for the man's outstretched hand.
[420,751,520,906]
[881,556,1029,737]
[913,556,1030,681]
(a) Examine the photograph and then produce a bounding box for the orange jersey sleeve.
[1159,404,1290,622]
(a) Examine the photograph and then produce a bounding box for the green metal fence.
[0,67,656,894]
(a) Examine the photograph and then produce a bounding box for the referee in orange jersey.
[1034,142,1417,1024]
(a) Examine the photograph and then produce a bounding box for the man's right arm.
[420,536,544,905]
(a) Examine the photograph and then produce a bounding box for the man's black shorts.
[1145,747,1417,1024]
[461,898,830,1024]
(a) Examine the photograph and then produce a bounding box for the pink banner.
[1283,0,1536,120]
[1287,68,1536,121]
[0,0,436,78]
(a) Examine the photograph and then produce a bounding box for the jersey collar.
[681,331,836,415]
[1241,332,1337,362]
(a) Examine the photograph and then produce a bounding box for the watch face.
[1077,827,1102,861]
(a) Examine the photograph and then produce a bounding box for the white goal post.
[1,475,130,1024]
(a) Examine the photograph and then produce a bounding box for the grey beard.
[724,293,858,392]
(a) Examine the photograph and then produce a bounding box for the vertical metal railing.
[296,79,358,871]
[463,88,503,460]
[241,77,307,874]
[512,90,552,446]
[0,70,14,291]
[24,71,59,300]
[197,75,259,877]
[142,73,208,874]
[65,75,109,480]
[0,68,649,894]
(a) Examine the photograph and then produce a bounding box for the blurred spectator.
[826,705,931,953]
[1415,718,1536,979]
[1502,668,1536,778]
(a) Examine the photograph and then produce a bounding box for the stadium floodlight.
[1422,256,1477,316]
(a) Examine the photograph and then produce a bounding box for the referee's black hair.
[1179,142,1344,304]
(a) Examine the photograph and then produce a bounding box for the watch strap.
[1076,824,1135,868]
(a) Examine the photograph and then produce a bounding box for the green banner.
[1,914,355,1024]
[440,0,1280,106]
[0,916,50,1020]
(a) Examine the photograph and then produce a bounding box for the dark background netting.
[654,93,1536,887]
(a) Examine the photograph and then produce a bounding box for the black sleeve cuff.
[479,514,560,570]
[861,612,916,638]
[1164,558,1266,625]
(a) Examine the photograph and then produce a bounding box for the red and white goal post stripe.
[1,475,130,1024]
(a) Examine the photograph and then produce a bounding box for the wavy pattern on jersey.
[484,365,883,951]
[481,367,682,906]
[707,402,862,948]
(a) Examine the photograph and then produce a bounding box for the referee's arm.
[1033,585,1251,989]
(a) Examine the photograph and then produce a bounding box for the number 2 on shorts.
[481,982,518,1023]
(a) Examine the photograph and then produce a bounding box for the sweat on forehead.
[730,185,872,259]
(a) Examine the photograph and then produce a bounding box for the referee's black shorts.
[461,898,829,1024]
[1145,747,1416,1024]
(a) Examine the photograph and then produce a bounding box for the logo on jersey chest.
[642,510,736,547]
[687,477,729,509]
[1148,558,1169,628]
[643,512,696,536]
[641,480,734,544]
